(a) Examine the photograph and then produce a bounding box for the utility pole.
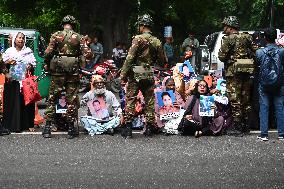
[269,0,275,27]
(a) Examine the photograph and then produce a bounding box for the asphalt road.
[0,132,283,189]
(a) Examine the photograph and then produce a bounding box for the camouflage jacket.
[121,32,165,78]
[44,28,92,73]
[218,32,257,76]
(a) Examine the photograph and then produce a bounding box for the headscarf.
[2,32,36,66]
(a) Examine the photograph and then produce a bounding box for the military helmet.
[61,15,77,27]
[137,14,153,27]
[222,16,240,29]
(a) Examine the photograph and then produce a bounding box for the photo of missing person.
[199,95,214,117]
[216,79,227,95]
[156,90,179,118]
[179,60,194,81]
[56,93,67,113]
[87,97,110,121]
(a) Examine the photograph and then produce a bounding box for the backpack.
[260,47,283,94]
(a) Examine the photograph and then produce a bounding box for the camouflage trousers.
[44,74,80,123]
[226,74,252,124]
[124,78,155,125]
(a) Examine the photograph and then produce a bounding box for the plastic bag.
[22,76,42,105]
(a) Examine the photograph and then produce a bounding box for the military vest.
[225,33,254,75]
[50,29,82,74]
[132,32,162,81]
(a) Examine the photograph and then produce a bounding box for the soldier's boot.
[143,124,154,137]
[106,128,115,136]
[42,121,52,138]
[121,123,132,139]
[67,122,76,139]
[0,121,10,136]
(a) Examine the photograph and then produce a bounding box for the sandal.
[51,126,58,132]
[194,130,202,138]
[28,127,36,132]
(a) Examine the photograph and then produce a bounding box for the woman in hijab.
[2,32,36,132]
[80,75,122,136]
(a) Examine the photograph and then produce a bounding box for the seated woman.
[80,75,122,136]
[181,80,212,137]
[2,32,37,132]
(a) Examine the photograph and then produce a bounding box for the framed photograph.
[179,60,195,81]
[156,90,180,120]
[87,97,110,122]
[56,93,67,113]
[199,95,214,117]
[216,79,227,95]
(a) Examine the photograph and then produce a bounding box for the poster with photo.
[56,93,67,113]
[179,60,195,81]
[199,95,214,117]
[156,90,180,120]
[216,79,227,95]
[87,97,110,122]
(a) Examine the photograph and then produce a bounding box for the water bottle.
[164,26,172,37]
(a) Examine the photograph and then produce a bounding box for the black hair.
[161,91,171,99]
[165,77,174,86]
[220,80,226,86]
[192,80,209,97]
[92,100,100,105]
[264,27,277,43]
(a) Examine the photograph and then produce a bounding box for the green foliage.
[0,0,283,46]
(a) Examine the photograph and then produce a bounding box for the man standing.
[120,14,165,138]
[256,27,284,141]
[218,16,256,134]
[181,32,199,71]
[88,36,103,69]
[164,37,175,68]
[43,15,92,139]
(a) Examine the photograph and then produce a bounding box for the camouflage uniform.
[43,15,92,138]
[120,14,165,137]
[218,18,256,130]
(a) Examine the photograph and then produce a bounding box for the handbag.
[22,75,42,105]
[132,65,154,82]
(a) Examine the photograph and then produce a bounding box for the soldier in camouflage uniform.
[43,15,92,139]
[218,16,256,133]
[120,14,166,138]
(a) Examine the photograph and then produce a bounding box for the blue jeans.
[259,85,284,136]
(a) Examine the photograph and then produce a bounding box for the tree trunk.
[79,0,135,59]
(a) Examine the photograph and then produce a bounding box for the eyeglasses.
[198,84,206,88]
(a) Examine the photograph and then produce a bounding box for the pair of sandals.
[194,130,202,138]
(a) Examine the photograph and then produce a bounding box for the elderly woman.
[2,32,37,132]
[80,75,122,136]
